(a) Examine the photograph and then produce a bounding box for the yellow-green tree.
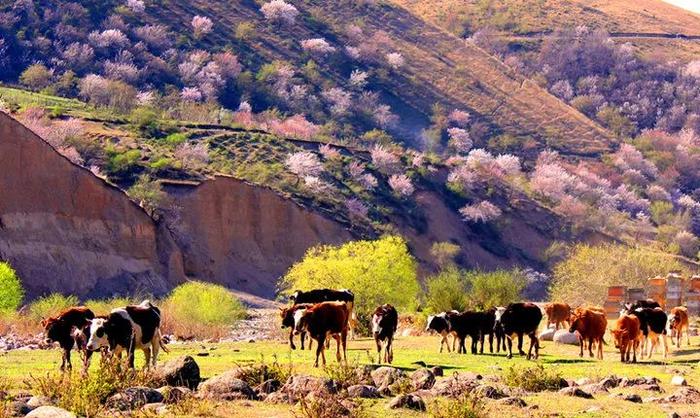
[280,236,420,314]
[550,243,690,306]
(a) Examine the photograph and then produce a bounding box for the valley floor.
[1,335,700,417]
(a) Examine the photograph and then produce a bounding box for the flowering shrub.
[345,198,369,221]
[349,70,369,89]
[447,127,472,153]
[286,151,323,177]
[301,38,336,56]
[322,87,352,115]
[174,142,210,171]
[261,0,299,25]
[460,201,502,223]
[319,144,341,160]
[448,109,470,127]
[385,52,404,69]
[192,15,213,39]
[370,145,400,174]
[388,174,415,197]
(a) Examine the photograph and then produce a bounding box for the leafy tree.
[0,262,24,313]
[550,243,688,306]
[425,267,469,313]
[465,269,525,310]
[280,236,420,314]
[20,64,52,91]
[27,294,79,321]
[430,242,461,268]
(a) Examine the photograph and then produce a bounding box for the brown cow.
[669,306,690,348]
[569,307,607,359]
[41,306,95,372]
[611,314,642,363]
[280,304,313,350]
[545,303,571,330]
[294,302,349,367]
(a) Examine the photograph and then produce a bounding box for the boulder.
[156,356,201,390]
[670,376,687,386]
[264,391,295,404]
[411,368,436,390]
[474,384,508,399]
[620,376,660,387]
[198,372,257,400]
[256,379,282,395]
[355,365,375,385]
[553,330,579,345]
[347,385,381,399]
[558,387,593,399]
[388,393,426,411]
[107,387,164,411]
[430,366,444,377]
[282,375,339,398]
[598,376,621,390]
[495,397,527,407]
[580,383,609,394]
[156,386,192,404]
[654,387,700,404]
[612,393,642,403]
[431,375,480,397]
[538,328,556,341]
[25,406,76,418]
[371,367,405,388]
[26,396,52,409]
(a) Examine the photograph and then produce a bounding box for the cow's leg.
[686,326,691,346]
[488,334,494,353]
[333,334,341,363]
[452,334,457,352]
[376,336,382,364]
[341,328,348,365]
[314,336,324,368]
[578,336,584,357]
[517,333,525,356]
[662,333,669,359]
[459,336,466,354]
[527,333,538,360]
[142,346,152,369]
[479,333,485,354]
[289,329,296,350]
[471,335,478,355]
[387,337,393,363]
[82,349,93,374]
[506,336,513,359]
[588,338,594,358]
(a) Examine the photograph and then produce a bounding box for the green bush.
[128,175,165,215]
[162,281,246,340]
[107,148,142,174]
[502,364,563,392]
[280,236,420,314]
[425,267,469,313]
[84,297,136,316]
[27,293,79,322]
[465,269,525,310]
[0,262,24,313]
[428,394,485,418]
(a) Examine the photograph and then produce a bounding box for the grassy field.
[2,335,699,417]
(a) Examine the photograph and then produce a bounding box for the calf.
[447,311,482,354]
[495,302,542,360]
[372,304,398,364]
[628,307,668,359]
[294,302,349,367]
[425,311,458,352]
[41,306,95,372]
[544,302,571,330]
[290,289,357,338]
[668,306,690,348]
[86,300,166,369]
[569,307,607,359]
[611,314,642,363]
[280,304,313,350]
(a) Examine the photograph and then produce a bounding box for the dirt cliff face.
[0,112,184,299]
[162,177,353,298]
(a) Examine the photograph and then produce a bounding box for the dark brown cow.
[86,300,167,369]
[294,302,349,367]
[446,311,482,354]
[569,307,607,359]
[495,302,543,360]
[669,306,690,348]
[280,304,313,350]
[544,302,571,330]
[372,304,398,364]
[289,289,357,339]
[611,314,642,363]
[41,306,95,372]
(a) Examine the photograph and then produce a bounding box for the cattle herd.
[38,289,695,374]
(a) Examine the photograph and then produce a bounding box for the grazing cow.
[280,304,313,350]
[86,300,167,369]
[290,289,357,338]
[425,310,458,352]
[627,307,669,359]
[477,308,502,354]
[625,299,661,311]
[41,306,95,372]
[294,302,349,367]
[372,304,398,364]
[611,314,642,363]
[446,311,482,354]
[495,302,542,360]
[568,307,607,359]
[668,306,690,348]
[544,302,571,330]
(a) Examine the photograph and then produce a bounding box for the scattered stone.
[264,391,295,404]
[431,375,480,397]
[559,387,593,399]
[553,330,579,345]
[282,375,339,398]
[156,386,192,404]
[638,384,664,393]
[598,376,620,390]
[388,393,426,411]
[107,387,164,411]
[430,366,444,377]
[347,385,381,399]
[155,356,201,390]
[198,372,257,400]
[580,383,609,394]
[371,366,405,388]
[26,396,52,409]
[575,377,592,386]
[612,393,642,403]
[474,384,507,399]
[619,377,660,387]
[355,365,375,385]
[6,400,31,416]
[539,328,556,341]
[25,406,76,418]
[668,413,681,418]
[256,379,281,394]
[196,352,209,357]
[670,376,687,386]
[654,387,700,404]
[496,397,527,407]
[411,368,436,390]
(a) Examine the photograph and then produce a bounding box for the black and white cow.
[626,306,668,359]
[86,300,167,369]
[289,289,357,338]
[372,304,398,364]
[495,302,542,360]
[425,310,458,352]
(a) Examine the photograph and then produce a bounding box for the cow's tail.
[159,334,170,353]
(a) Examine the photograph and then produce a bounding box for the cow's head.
[669,310,682,330]
[568,310,584,334]
[371,312,383,336]
[280,307,294,328]
[293,308,309,335]
[41,317,63,345]
[493,307,506,332]
[86,318,110,351]
[610,328,626,350]
[289,291,301,304]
